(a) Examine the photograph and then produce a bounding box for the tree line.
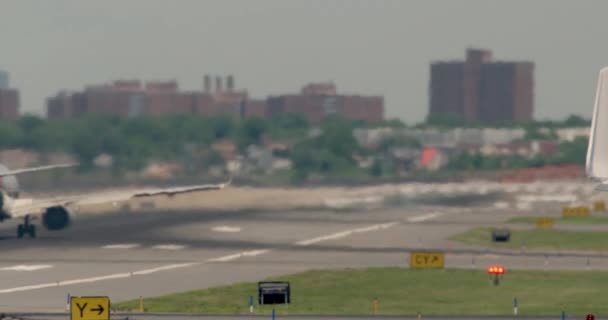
[0,113,590,180]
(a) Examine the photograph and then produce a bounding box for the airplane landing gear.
[17,215,36,238]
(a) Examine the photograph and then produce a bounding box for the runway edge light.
[487,265,506,286]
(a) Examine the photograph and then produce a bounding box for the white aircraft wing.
[587,67,608,190]
[0,163,78,177]
[8,179,230,218]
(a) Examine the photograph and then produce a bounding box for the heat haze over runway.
[0,183,606,312]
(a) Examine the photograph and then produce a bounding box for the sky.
[1,0,608,124]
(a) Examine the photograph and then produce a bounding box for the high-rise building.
[0,70,9,89]
[0,70,19,120]
[429,49,534,123]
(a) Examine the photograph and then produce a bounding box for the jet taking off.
[587,67,608,190]
[0,162,230,238]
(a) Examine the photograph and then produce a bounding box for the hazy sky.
[1,0,607,123]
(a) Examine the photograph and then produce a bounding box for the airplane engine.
[0,192,8,222]
[42,206,73,230]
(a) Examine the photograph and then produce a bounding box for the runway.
[0,194,604,313]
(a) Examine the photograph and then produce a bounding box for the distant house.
[477,140,558,158]
[246,145,273,172]
[211,140,238,161]
[142,162,179,178]
[554,127,589,142]
[0,149,39,168]
[419,147,451,171]
[386,147,421,174]
[93,153,113,168]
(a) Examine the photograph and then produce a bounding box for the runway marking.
[212,226,242,233]
[152,244,187,250]
[0,263,199,294]
[207,249,270,262]
[406,212,443,223]
[0,265,53,272]
[131,263,198,275]
[295,222,398,246]
[102,243,141,249]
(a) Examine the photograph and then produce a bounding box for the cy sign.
[410,252,444,269]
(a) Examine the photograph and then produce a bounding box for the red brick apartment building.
[47,76,247,119]
[0,70,19,120]
[266,83,384,124]
[47,78,384,124]
[429,48,534,123]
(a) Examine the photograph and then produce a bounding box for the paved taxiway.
[0,196,605,313]
[1,313,589,320]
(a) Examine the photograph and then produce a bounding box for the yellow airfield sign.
[410,252,444,269]
[536,217,554,229]
[594,201,606,212]
[562,206,590,217]
[70,296,110,320]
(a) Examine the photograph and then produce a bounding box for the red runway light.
[487,265,506,275]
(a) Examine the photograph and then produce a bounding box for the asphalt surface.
[0,313,592,320]
[0,191,605,315]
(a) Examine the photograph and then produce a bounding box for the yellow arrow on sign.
[70,296,110,320]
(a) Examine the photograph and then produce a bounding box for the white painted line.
[152,244,187,250]
[407,212,443,223]
[102,243,140,249]
[295,222,398,246]
[295,231,353,246]
[207,253,243,262]
[132,263,198,275]
[0,265,53,271]
[207,249,271,262]
[0,263,199,294]
[242,249,269,257]
[212,226,242,233]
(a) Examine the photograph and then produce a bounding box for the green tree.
[378,136,421,152]
[236,117,269,150]
[562,114,590,127]
[550,136,588,165]
[425,112,467,127]
[369,158,383,177]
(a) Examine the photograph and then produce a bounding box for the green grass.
[114,267,608,316]
[451,227,608,251]
[508,215,608,225]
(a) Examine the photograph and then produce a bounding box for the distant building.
[429,48,534,123]
[419,147,451,171]
[0,89,19,120]
[554,127,589,142]
[0,70,9,89]
[47,77,384,124]
[47,76,247,119]
[0,71,19,120]
[267,83,384,124]
[353,127,526,149]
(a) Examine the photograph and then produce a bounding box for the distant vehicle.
[587,67,608,189]
[0,163,230,238]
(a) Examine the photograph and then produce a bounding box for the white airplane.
[0,163,230,238]
[587,67,608,189]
